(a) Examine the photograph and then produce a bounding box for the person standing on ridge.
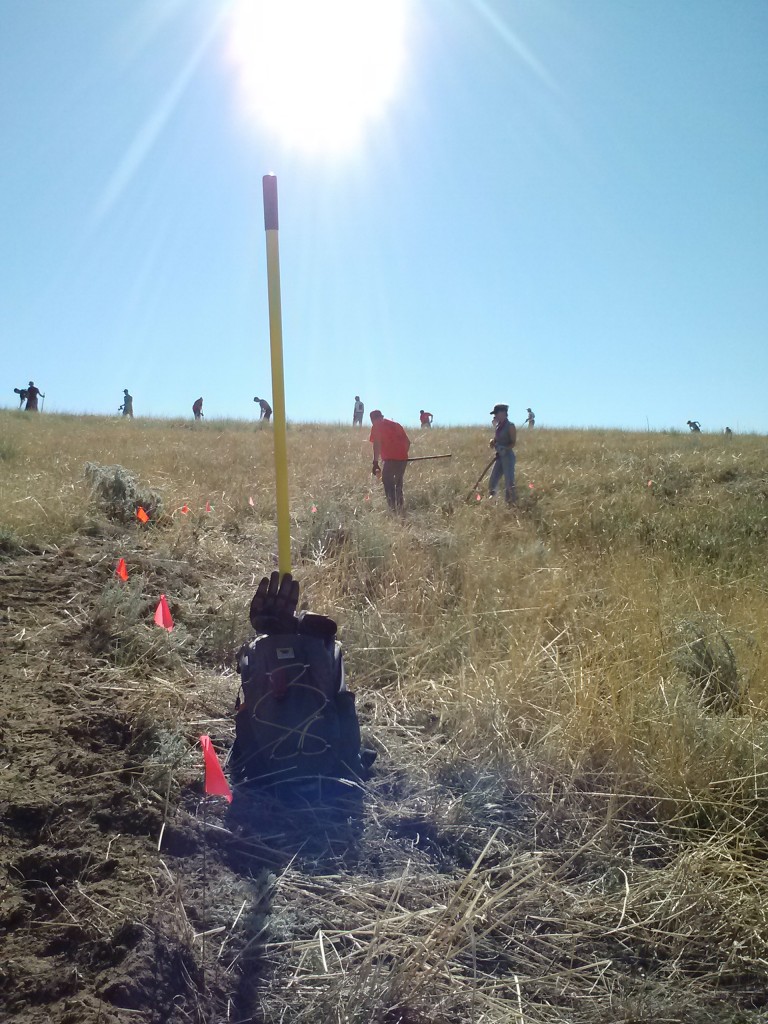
[369,410,411,512]
[119,390,133,418]
[353,395,364,426]
[419,410,433,429]
[525,408,535,428]
[24,381,44,412]
[254,396,272,422]
[193,397,204,421]
[488,403,517,504]
[687,420,701,433]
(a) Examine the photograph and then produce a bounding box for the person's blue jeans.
[489,449,517,504]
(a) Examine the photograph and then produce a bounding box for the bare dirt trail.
[0,541,474,1024]
[1,544,213,1022]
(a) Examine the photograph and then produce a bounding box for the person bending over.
[369,410,410,511]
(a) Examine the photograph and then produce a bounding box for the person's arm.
[370,426,381,473]
[508,422,517,447]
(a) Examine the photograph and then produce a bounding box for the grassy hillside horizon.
[2,406,761,433]
[2,408,767,1022]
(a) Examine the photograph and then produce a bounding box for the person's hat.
[490,403,508,415]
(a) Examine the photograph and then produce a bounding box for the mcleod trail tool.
[465,456,497,502]
[263,174,291,576]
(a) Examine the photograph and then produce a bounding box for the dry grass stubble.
[1,410,768,1021]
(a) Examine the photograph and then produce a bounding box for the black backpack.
[230,617,364,788]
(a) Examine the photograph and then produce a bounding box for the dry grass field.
[1,409,767,1023]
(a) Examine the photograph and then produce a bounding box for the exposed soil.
[3,540,768,1023]
[1,540,485,1023]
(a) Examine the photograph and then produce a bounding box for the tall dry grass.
[2,409,767,821]
[3,409,768,1020]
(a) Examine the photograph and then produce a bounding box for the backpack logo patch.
[233,633,363,785]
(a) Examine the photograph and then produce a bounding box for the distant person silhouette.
[193,397,204,421]
[254,396,272,422]
[13,387,28,409]
[687,420,701,433]
[724,426,732,437]
[525,408,535,428]
[24,381,44,412]
[119,390,133,418]
[353,395,364,426]
[419,410,433,429]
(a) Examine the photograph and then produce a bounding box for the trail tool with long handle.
[466,456,497,502]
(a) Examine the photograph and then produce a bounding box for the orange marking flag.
[136,506,149,523]
[115,558,129,581]
[154,594,174,631]
[205,501,212,513]
[199,735,233,803]
[180,505,189,515]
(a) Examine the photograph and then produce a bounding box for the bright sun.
[226,0,408,154]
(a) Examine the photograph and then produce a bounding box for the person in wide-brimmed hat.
[488,404,517,504]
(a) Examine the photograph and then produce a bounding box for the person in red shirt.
[192,397,204,421]
[419,410,433,428]
[369,410,410,511]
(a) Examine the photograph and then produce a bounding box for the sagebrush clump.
[85,461,163,523]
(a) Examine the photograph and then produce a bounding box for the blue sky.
[2,0,766,431]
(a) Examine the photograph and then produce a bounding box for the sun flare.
[227,0,408,153]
